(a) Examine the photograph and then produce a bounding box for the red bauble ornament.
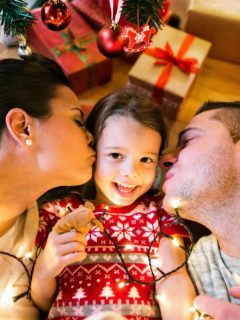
[41,0,71,31]
[97,25,125,58]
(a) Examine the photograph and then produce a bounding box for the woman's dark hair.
[86,87,168,154]
[0,53,69,137]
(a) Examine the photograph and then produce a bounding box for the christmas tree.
[0,0,35,37]
[73,287,87,300]
[121,0,166,29]
[100,284,115,299]
[128,286,140,299]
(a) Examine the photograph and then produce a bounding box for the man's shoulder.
[193,233,216,249]
[189,233,217,264]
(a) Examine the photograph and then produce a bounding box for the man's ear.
[5,108,32,145]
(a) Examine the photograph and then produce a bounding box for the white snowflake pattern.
[112,305,123,313]
[86,226,103,242]
[146,270,152,277]
[91,305,103,314]
[142,220,159,242]
[72,306,84,316]
[58,307,68,316]
[111,222,135,241]
[129,304,139,315]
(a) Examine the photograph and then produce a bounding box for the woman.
[0,53,95,319]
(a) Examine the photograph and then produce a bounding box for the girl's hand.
[35,229,88,279]
[35,204,98,279]
[32,227,88,312]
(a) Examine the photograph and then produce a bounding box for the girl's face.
[94,115,162,207]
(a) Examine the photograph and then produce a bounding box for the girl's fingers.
[57,241,86,256]
[50,229,87,246]
[61,251,88,265]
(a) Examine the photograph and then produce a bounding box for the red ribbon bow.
[145,34,199,91]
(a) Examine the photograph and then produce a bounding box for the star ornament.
[120,25,156,53]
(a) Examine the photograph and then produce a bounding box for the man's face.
[161,109,238,223]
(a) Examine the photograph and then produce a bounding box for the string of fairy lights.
[0,200,211,319]
[99,203,194,286]
[0,244,41,304]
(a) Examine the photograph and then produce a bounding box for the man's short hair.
[196,101,240,143]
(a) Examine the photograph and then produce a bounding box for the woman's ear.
[5,108,32,146]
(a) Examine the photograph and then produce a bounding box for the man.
[194,285,240,320]
[160,101,240,319]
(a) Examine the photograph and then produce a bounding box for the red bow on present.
[145,34,199,90]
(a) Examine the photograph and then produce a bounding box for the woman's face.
[33,85,96,188]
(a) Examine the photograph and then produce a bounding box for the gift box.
[185,0,240,64]
[27,4,113,95]
[128,25,211,119]
[71,0,111,30]
[169,0,195,29]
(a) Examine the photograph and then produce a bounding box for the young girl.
[32,88,195,320]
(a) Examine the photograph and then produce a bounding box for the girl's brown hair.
[86,87,167,154]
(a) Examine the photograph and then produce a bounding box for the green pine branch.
[0,0,36,37]
[121,0,166,30]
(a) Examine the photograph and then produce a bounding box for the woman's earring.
[25,139,32,146]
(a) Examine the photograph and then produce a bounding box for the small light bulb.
[25,252,32,259]
[172,237,180,247]
[156,294,166,303]
[1,286,14,305]
[17,244,25,257]
[170,198,181,209]
[189,306,197,313]
[118,281,125,288]
[125,244,133,250]
[59,208,67,217]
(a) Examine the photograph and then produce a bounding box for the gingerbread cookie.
[53,201,104,235]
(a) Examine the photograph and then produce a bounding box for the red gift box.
[27,4,113,95]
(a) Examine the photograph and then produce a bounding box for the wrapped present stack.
[185,0,240,64]
[128,25,211,120]
[27,3,113,95]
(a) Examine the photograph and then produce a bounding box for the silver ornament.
[17,34,32,58]
[18,44,32,58]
